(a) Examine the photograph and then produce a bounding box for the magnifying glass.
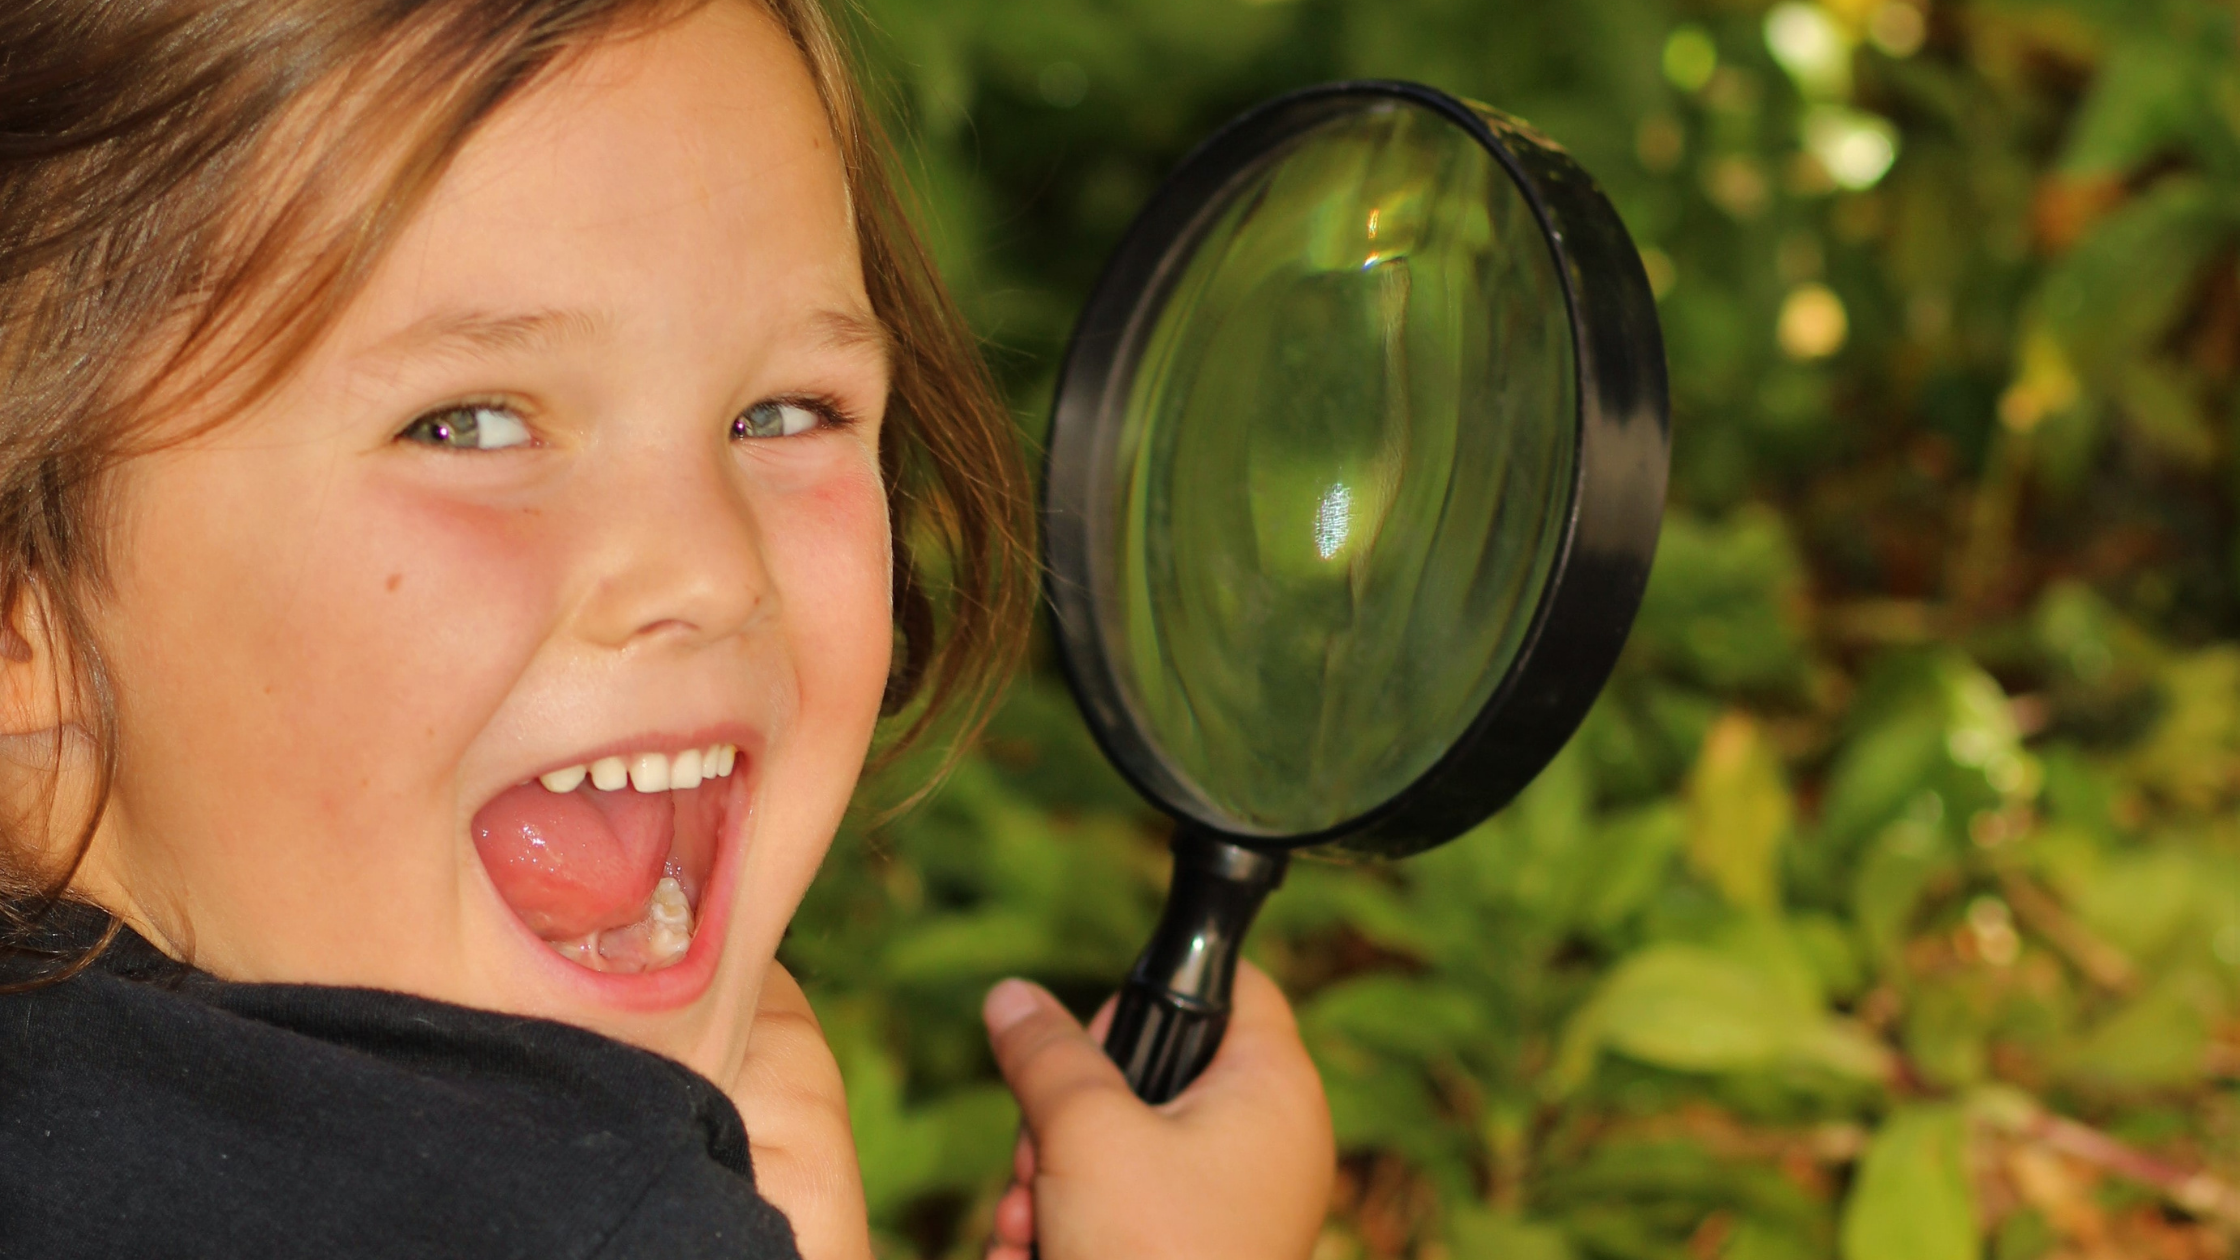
[1043,81,1669,1103]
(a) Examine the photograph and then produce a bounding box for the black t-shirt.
[0,908,804,1259]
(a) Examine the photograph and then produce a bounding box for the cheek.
[764,461,892,739]
[110,455,559,841]
[299,494,558,776]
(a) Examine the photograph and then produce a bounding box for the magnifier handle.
[1103,832,1288,1104]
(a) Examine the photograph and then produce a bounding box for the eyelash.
[394,392,859,450]
[730,394,858,441]
[396,400,532,452]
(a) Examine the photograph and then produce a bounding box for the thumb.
[983,979,1134,1141]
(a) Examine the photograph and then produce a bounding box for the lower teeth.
[549,876,695,973]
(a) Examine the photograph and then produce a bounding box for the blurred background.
[781,0,2240,1256]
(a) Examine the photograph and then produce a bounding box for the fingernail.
[984,978,1042,1034]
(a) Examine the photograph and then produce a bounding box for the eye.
[731,400,826,440]
[397,403,532,451]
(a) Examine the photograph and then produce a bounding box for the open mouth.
[472,743,741,974]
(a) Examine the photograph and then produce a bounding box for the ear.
[0,580,80,737]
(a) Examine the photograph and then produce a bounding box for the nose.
[568,430,772,651]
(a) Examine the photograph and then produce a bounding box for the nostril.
[576,531,772,650]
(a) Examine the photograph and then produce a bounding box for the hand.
[982,962,1334,1260]
[730,962,873,1260]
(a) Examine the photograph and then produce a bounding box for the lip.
[482,727,761,1012]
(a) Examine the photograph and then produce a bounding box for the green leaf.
[833,1011,1019,1225]
[835,1026,940,1223]
[1444,1208,1575,1260]
[2117,358,2216,468]
[1819,711,1946,855]
[1840,1106,1978,1260]
[1493,745,1597,920]
[919,1085,1019,1192]
[880,910,1052,983]
[1685,712,1793,910]
[1993,1207,2059,1260]
[1711,914,1825,1011]
[1558,932,1892,1091]
[1580,803,1685,931]
[2124,646,2240,812]
[1904,979,1991,1089]
[2071,848,2199,960]
[1789,912,1867,1002]
[1262,864,1436,959]
[1633,509,1810,693]
[1573,945,1803,1075]
[2059,978,2212,1090]
[2061,38,2204,176]
[1620,947,1795,1068]
[1315,1050,1443,1152]
[1726,1220,1823,1260]
[1305,974,1488,1062]
[1852,809,1954,965]
[2040,179,2234,385]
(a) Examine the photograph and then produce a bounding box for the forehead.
[341,2,863,355]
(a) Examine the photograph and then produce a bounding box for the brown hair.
[0,0,1032,958]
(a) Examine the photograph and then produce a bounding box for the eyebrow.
[807,306,896,376]
[360,306,609,366]
[359,304,895,376]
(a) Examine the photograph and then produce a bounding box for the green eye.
[732,400,822,440]
[399,403,532,451]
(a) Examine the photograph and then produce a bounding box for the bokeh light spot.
[1765,3,1851,97]
[1778,283,1848,359]
[1869,2,1927,57]
[1663,26,1718,93]
[1805,106,1899,189]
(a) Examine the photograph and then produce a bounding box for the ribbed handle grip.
[1106,982,1228,1104]
[1100,832,1287,1103]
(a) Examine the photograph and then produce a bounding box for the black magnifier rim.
[1042,79,1669,858]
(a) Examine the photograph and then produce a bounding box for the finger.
[1084,993,1118,1044]
[992,1181,1035,1247]
[983,979,1134,1142]
[1011,1129,1036,1183]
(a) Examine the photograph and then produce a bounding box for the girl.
[0,1,1335,1257]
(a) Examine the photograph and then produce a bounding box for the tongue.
[473,783,672,939]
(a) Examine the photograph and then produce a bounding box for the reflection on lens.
[1100,100,1577,835]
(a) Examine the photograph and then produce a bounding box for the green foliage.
[787,0,2240,1255]
[1840,1105,1975,1260]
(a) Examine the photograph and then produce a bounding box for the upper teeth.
[538,744,738,794]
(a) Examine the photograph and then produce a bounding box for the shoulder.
[0,943,801,1260]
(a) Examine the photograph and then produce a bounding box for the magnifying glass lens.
[1106,101,1579,836]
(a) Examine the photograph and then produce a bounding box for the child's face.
[73,2,891,1075]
